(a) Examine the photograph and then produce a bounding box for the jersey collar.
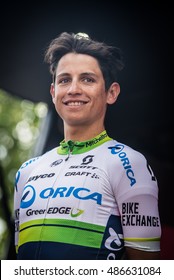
[57,130,112,155]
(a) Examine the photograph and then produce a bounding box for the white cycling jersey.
[14,130,161,259]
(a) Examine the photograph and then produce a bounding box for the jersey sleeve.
[110,146,161,252]
[14,156,41,253]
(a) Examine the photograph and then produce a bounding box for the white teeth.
[66,101,85,106]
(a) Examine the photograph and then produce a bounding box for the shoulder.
[103,139,147,170]
[16,147,58,182]
[20,147,57,168]
[104,139,157,190]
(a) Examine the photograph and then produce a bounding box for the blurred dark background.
[0,1,173,259]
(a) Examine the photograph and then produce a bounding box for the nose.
[67,80,82,95]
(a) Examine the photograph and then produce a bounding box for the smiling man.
[14,32,161,260]
[50,52,120,141]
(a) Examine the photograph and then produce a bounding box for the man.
[14,32,161,259]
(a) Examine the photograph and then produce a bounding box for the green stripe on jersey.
[19,219,105,249]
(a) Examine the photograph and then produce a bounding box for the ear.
[50,83,55,104]
[106,82,120,105]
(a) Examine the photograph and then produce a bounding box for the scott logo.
[81,155,94,165]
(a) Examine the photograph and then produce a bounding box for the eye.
[58,77,71,84]
[82,77,95,83]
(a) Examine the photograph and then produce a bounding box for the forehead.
[56,53,102,74]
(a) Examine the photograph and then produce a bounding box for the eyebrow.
[56,72,98,79]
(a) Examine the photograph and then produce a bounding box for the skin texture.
[50,52,160,260]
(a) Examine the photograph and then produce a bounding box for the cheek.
[95,92,108,106]
[56,98,62,109]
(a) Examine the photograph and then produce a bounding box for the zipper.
[65,140,74,161]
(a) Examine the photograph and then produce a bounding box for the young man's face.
[50,53,119,129]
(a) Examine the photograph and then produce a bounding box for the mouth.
[63,101,88,106]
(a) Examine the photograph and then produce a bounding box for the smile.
[64,101,88,106]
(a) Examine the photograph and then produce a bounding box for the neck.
[64,123,106,142]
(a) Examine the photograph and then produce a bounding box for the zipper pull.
[65,140,74,161]
[65,149,71,161]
